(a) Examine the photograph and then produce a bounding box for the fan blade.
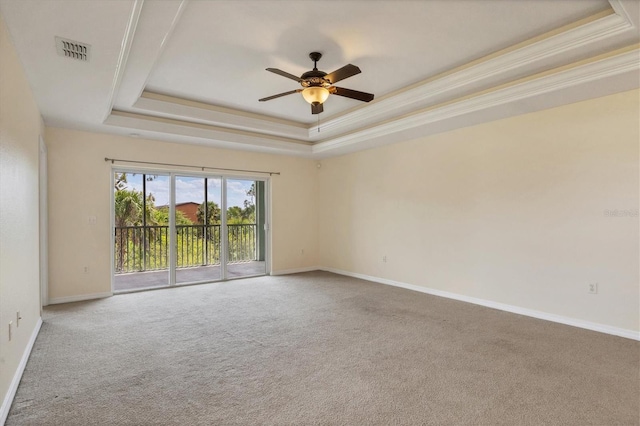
[324,64,361,84]
[259,89,301,102]
[330,86,374,102]
[311,103,324,115]
[266,68,302,82]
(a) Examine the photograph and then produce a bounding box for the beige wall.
[0,14,44,415]
[45,128,319,300]
[318,89,640,332]
[47,91,640,333]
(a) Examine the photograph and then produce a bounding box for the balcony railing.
[114,224,257,274]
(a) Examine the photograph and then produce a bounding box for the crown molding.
[105,111,313,156]
[312,47,640,155]
[608,0,634,26]
[113,0,189,109]
[107,46,639,158]
[308,8,633,139]
[106,1,639,158]
[103,0,144,121]
[133,91,309,139]
[127,6,635,147]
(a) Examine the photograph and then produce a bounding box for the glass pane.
[113,172,170,292]
[175,176,222,284]
[226,179,266,278]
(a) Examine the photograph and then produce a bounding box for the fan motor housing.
[301,74,330,88]
[301,52,330,87]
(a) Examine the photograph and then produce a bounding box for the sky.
[120,174,254,208]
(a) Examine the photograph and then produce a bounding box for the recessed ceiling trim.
[112,0,189,110]
[608,0,634,26]
[308,7,632,139]
[110,46,639,159]
[133,91,309,140]
[313,46,640,155]
[4,0,636,159]
[105,110,313,156]
[103,0,144,121]
[131,0,189,105]
[125,5,633,145]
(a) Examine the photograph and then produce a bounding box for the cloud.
[175,177,205,204]
[117,173,254,208]
[226,179,253,207]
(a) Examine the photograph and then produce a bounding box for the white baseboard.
[48,292,112,305]
[1,317,43,426]
[321,267,640,341]
[270,266,320,276]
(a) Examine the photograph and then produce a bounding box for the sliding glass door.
[113,171,268,293]
[113,172,170,292]
[175,176,222,285]
[226,179,266,278]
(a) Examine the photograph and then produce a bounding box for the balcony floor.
[114,261,266,293]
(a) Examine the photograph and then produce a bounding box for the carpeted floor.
[8,271,640,425]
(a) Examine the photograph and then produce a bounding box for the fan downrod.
[309,52,322,69]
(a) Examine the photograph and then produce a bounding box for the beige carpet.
[8,271,639,425]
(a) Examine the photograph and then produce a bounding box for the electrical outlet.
[383,255,387,263]
[588,283,598,294]
[301,248,304,255]
[88,215,97,225]
[83,266,89,274]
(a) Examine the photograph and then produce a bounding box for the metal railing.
[114,224,257,273]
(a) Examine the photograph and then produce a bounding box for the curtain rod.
[104,157,280,176]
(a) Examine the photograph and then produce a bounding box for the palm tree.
[114,189,142,228]
[114,189,143,272]
[197,201,221,225]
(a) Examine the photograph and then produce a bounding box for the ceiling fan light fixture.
[261,53,374,114]
[302,86,330,105]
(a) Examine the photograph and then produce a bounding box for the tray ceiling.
[0,0,638,158]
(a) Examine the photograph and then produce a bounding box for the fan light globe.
[302,87,330,105]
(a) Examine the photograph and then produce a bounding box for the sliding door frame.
[110,165,271,293]
[110,166,172,294]
[223,175,271,281]
[172,172,224,285]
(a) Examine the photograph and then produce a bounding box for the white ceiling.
[1,0,638,158]
[145,0,608,123]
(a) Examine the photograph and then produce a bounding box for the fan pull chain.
[317,114,320,133]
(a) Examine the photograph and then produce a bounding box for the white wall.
[45,128,319,301]
[318,89,640,333]
[0,13,44,421]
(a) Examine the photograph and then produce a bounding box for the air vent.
[55,36,90,62]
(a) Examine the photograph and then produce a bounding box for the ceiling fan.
[259,52,375,115]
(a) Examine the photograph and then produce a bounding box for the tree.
[236,183,256,223]
[242,203,255,222]
[114,189,143,227]
[246,183,255,206]
[153,206,192,226]
[226,206,243,224]
[197,201,221,225]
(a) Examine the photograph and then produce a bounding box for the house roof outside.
[157,202,200,223]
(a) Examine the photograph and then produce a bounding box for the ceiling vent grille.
[55,36,90,62]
